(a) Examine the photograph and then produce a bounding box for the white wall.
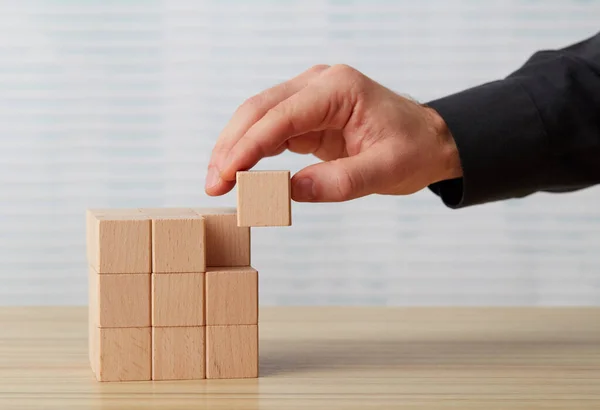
[1,0,599,306]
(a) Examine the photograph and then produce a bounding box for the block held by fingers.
[236,170,291,227]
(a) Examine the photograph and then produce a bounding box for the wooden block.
[152,327,205,380]
[86,209,145,266]
[205,267,258,326]
[95,327,151,382]
[88,266,97,372]
[192,207,250,267]
[90,267,150,328]
[91,326,99,377]
[89,315,94,375]
[90,326,97,376]
[236,170,291,227]
[152,273,204,327]
[206,325,258,379]
[151,215,206,273]
[87,209,151,274]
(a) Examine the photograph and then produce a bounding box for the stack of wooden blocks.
[86,171,291,382]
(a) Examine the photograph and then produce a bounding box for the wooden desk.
[0,307,599,409]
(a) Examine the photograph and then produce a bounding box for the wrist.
[424,106,463,182]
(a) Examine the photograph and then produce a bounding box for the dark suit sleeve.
[426,32,600,208]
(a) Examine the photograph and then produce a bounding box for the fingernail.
[205,167,219,190]
[294,178,316,201]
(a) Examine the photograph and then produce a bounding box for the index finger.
[205,65,330,195]
[219,74,357,182]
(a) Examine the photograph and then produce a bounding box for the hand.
[205,64,462,202]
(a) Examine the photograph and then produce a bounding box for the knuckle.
[269,103,296,134]
[248,138,268,161]
[334,162,359,201]
[329,64,359,80]
[326,64,367,97]
[238,94,265,116]
[308,64,330,74]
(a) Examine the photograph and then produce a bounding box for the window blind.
[1,0,599,306]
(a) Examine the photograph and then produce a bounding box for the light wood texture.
[86,208,142,265]
[86,209,151,274]
[205,267,258,325]
[152,273,205,326]
[88,267,96,369]
[151,215,206,273]
[90,267,150,328]
[236,170,291,227]
[193,207,251,267]
[2,307,600,408]
[152,326,205,380]
[93,326,151,382]
[206,325,258,379]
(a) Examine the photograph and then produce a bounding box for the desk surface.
[0,306,599,409]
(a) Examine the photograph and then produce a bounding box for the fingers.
[205,64,330,196]
[219,73,357,181]
[291,145,396,202]
[287,130,346,161]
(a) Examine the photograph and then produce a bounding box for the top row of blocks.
[87,207,245,274]
[87,170,291,274]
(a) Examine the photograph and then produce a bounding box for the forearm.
[427,32,600,208]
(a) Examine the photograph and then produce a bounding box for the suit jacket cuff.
[426,78,550,208]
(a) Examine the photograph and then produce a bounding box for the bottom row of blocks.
[91,325,258,381]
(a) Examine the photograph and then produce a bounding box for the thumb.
[291,146,395,202]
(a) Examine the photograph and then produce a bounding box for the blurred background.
[1,1,599,306]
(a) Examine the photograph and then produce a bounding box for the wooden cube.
[205,267,258,326]
[86,209,143,264]
[152,273,204,327]
[151,215,206,273]
[206,325,258,379]
[236,171,291,227]
[88,266,97,371]
[88,290,96,374]
[152,327,205,380]
[93,327,151,382]
[90,267,150,328]
[192,207,250,267]
[87,209,151,274]
[89,323,96,375]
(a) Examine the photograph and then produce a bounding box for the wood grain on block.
[95,327,151,382]
[86,209,151,274]
[192,207,250,267]
[90,326,97,380]
[151,215,206,273]
[152,327,205,380]
[91,267,150,328]
[206,325,258,379]
[87,209,138,263]
[152,273,204,327]
[92,326,99,377]
[88,266,97,371]
[236,171,291,227]
[205,267,258,326]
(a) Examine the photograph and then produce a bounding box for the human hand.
[205,64,462,202]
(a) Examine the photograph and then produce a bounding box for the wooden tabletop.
[1,306,599,409]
